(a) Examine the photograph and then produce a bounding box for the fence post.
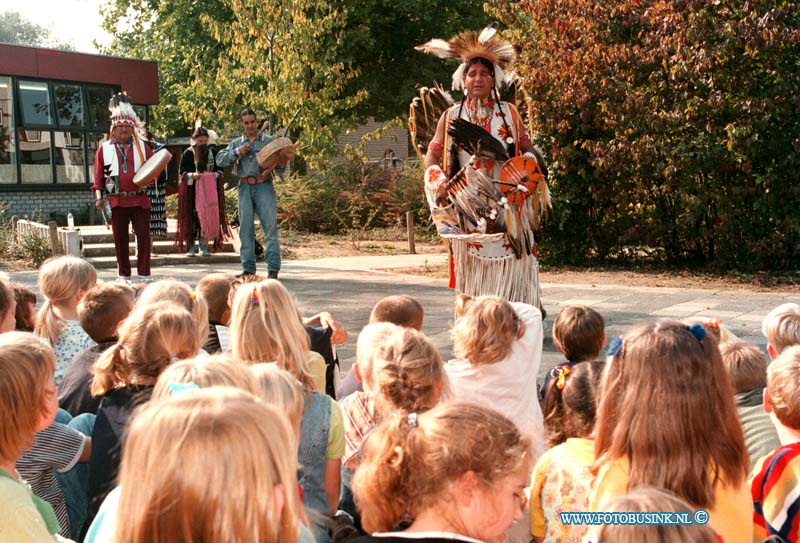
[406,211,416,255]
[48,221,61,256]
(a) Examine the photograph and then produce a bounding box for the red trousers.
[111,206,151,277]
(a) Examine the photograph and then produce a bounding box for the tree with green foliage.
[491,0,800,270]
[0,10,74,50]
[99,0,487,156]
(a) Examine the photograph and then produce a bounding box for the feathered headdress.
[108,92,146,158]
[415,22,516,92]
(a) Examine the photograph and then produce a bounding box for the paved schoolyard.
[10,253,799,385]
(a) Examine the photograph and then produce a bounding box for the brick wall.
[1,189,93,221]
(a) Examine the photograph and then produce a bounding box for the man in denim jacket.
[216,108,281,278]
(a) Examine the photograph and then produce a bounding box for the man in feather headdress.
[420,23,537,179]
[413,24,551,310]
[93,93,154,282]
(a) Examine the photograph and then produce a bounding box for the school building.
[0,44,158,220]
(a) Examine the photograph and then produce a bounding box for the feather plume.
[448,118,509,162]
[408,84,454,159]
[415,39,454,59]
[478,22,499,44]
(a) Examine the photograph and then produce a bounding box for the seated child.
[446,294,546,455]
[587,486,718,543]
[763,303,800,359]
[136,279,209,351]
[530,360,604,543]
[251,363,304,439]
[12,283,37,332]
[87,388,305,543]
[0,332,64,542]
[540,304,604,404]
[229,274,345,396]
[337,294,424,399]
[88,302,199,521]
[0,274,15,333]
[195,273,235,353]
[720,341,781,470]
[685,316,741,346]
[752,345,800,542]
[230,280,344,543]
[151,354,259,400]
[58,283,135,416]
[35,256,98,385]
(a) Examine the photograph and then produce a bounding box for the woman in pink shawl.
[177,127,230,256]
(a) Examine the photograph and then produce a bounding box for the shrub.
[491,0,800,270]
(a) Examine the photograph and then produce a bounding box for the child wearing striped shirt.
[752,345,800,542]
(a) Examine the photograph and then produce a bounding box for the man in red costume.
[93,93,154,281]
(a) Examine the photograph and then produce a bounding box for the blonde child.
[230,280,343,543]
[87,302,199,521]
[251,363,305,438]
[151,354,259,400]
[136,279,209,349]
[446,294,545,453]
[35,256,98,385]
[0,273,15,333]
[590,321,752,543]
[540,304,604,404]
[684,316,740,346]
[762,302,800,359]
[352,402,532,542]
[0,332,63,542]
[588,486,718,543]
[87,388,304,543]
[530,360,604,543]
[720,342,780,470]
[751,345,800,542]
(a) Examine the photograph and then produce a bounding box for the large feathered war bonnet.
[415,22,516,93]
[108,92,145,137]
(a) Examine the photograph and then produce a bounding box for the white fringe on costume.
[447,233,541,307]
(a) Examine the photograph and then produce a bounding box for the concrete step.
[85,252,241,269]
[79,230,177,244]
[83,240,235,258]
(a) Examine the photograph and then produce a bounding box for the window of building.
[0,77,16,185]
[54,83,85,128]
[18,80,53,127]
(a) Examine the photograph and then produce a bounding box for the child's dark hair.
[553,305,605,363]
[544,360,605,447]
[12,283,36,332]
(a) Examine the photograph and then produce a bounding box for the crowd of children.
[1,259,800,543]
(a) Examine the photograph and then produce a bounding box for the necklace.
[466,98,493,126]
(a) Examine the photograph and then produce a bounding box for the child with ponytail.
[530,360,604,543]
[230,280,343,542]
[35,256,97,385]
[352,402,532,543]
[87,301,199,521]
[590,320,752,543]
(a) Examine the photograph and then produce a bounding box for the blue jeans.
[54,408,95,540]
[237,181,281,274]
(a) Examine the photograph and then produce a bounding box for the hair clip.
[407,412,418,429]
[168,381,199,395]
[189,291,197,301]
[688,323,706,342]
[115,342,124,352]
[607,335,623,357]
[553,365,571,390]
[168,353,180,362]
[707,319,721,331]
[251,287,260,306]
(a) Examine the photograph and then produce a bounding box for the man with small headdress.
[93,93,154,282]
